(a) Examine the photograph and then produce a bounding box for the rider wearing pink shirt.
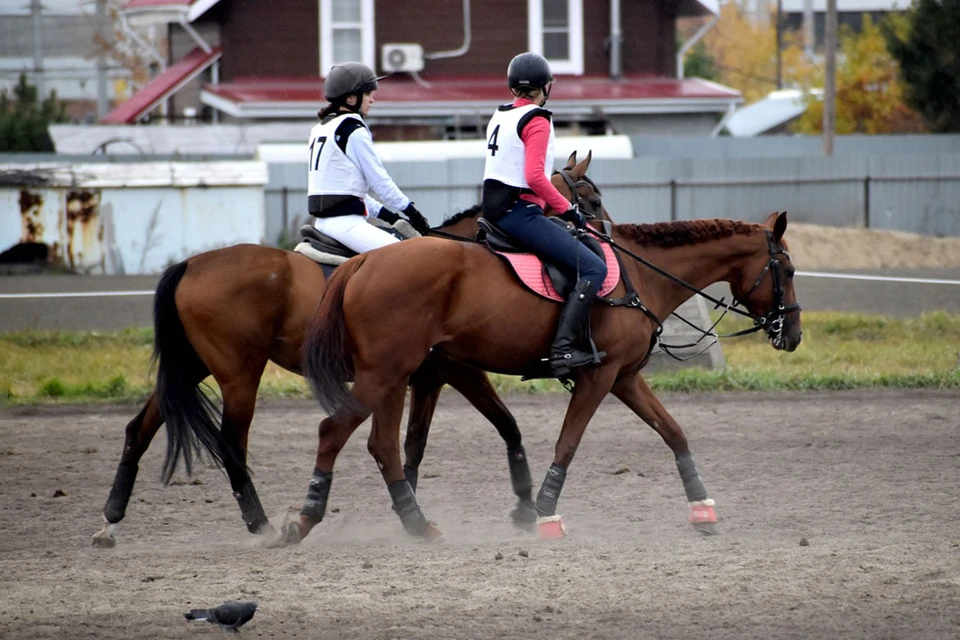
[481,52,607,378]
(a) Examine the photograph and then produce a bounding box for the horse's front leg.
[611,371,717,535]
[535,367,618,539]
[369,383,443,539]
[433,357,535,529]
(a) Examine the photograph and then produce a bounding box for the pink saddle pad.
[493,242,620,302]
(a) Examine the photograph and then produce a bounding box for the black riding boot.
[550,278,605,378]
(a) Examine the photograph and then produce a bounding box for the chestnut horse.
[293,212,801,542]
[91,152,606,548]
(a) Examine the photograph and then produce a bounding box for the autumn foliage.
[693,2,925,134]
[793,16,925,134]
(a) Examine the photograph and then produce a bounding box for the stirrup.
[549,348,606,378]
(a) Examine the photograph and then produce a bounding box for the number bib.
[307,113,369,200]
[482,103,555,189]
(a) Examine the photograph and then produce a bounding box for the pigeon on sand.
[184,600,258,632]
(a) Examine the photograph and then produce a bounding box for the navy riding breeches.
[494,200,608,289]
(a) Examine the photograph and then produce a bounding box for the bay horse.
[91,152,606,548]
[293,211,802,542]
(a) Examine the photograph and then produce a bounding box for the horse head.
[728,211,803,352]
[553,150,611,223]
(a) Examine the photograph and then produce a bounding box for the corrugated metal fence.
[266,150,960,243]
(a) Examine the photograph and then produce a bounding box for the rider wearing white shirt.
[307,62,431,253]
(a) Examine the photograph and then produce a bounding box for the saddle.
[477,217,620,301]
[293,218,417,272]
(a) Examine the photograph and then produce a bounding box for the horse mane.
[438,203,483,229]
[615,219,756,248]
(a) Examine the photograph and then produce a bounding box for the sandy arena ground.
[1,391,958,639]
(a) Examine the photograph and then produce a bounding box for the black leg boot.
[550,279,605,378]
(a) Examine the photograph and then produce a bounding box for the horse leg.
[403,358,444,493]
[282,404,371,545]
[369,382,442,539]
[535,369,617,538]
[611,371,717,535]
[436,358,535,529]
[92,393,163,548]
[217,376,272,536]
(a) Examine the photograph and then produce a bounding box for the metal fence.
[266,152,960,244]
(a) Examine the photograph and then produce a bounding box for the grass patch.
[1,311,958,406]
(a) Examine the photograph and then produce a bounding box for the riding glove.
[560,205,587,229]
[377,209,401,225]
[402,203,432,236]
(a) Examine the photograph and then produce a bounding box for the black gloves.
[559,205,587,229]
[377,209,401,225]
[402,203,431,236]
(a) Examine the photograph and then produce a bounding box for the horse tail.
[302,255,367,416]
[152,260,228,485]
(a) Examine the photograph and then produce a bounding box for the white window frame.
[319,0,375,76]
[527,0,583,75]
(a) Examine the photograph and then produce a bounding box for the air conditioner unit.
[381,43,424,73]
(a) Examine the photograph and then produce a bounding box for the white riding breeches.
[313,214,400,254]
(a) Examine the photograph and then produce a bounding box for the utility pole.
[776,0,783,89]
[823,0,837,156]
[30,0,45,99]
[96,0,109,119]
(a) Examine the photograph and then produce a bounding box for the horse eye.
[786,267,795,279]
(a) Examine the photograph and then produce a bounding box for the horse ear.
[773,211,788,242]
[571,149,593,178]
[564,151,577,171]
[762,211,779,229]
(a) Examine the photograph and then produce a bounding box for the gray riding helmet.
[323,62,386,102]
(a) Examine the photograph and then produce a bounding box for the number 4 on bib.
[487,125,500,156]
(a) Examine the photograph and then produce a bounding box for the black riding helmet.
[507,52,554,101]
[323,62,386,112]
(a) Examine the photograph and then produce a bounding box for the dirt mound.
[788,223,960,270]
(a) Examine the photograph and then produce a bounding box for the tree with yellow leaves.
[792,15,925,134]
[701,2,816,104]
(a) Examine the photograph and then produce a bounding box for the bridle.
[556,168,600,220]
[582,225,801,358]
[729,229,801,349]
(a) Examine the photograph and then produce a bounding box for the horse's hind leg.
[92,394,164,548]
[611,371,717,535]
[218,376,272,535]
[403,359,444,493]
[435,358,535,529]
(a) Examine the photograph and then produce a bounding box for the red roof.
[103,47,222,124]
[201,75,741,119]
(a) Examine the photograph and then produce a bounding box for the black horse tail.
[302,255,367,417]
[152,260,228,485]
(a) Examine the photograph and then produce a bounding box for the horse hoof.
[253,521,278,537]
[91,530,116,549]
[511,502,538,531]
[689,500,717,536]
[421,522,444,541]
[537,515,567,540]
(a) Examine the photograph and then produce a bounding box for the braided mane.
[615,219,756,248]
[438,204,482,229]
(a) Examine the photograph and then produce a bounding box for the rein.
[584,225,801,359]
